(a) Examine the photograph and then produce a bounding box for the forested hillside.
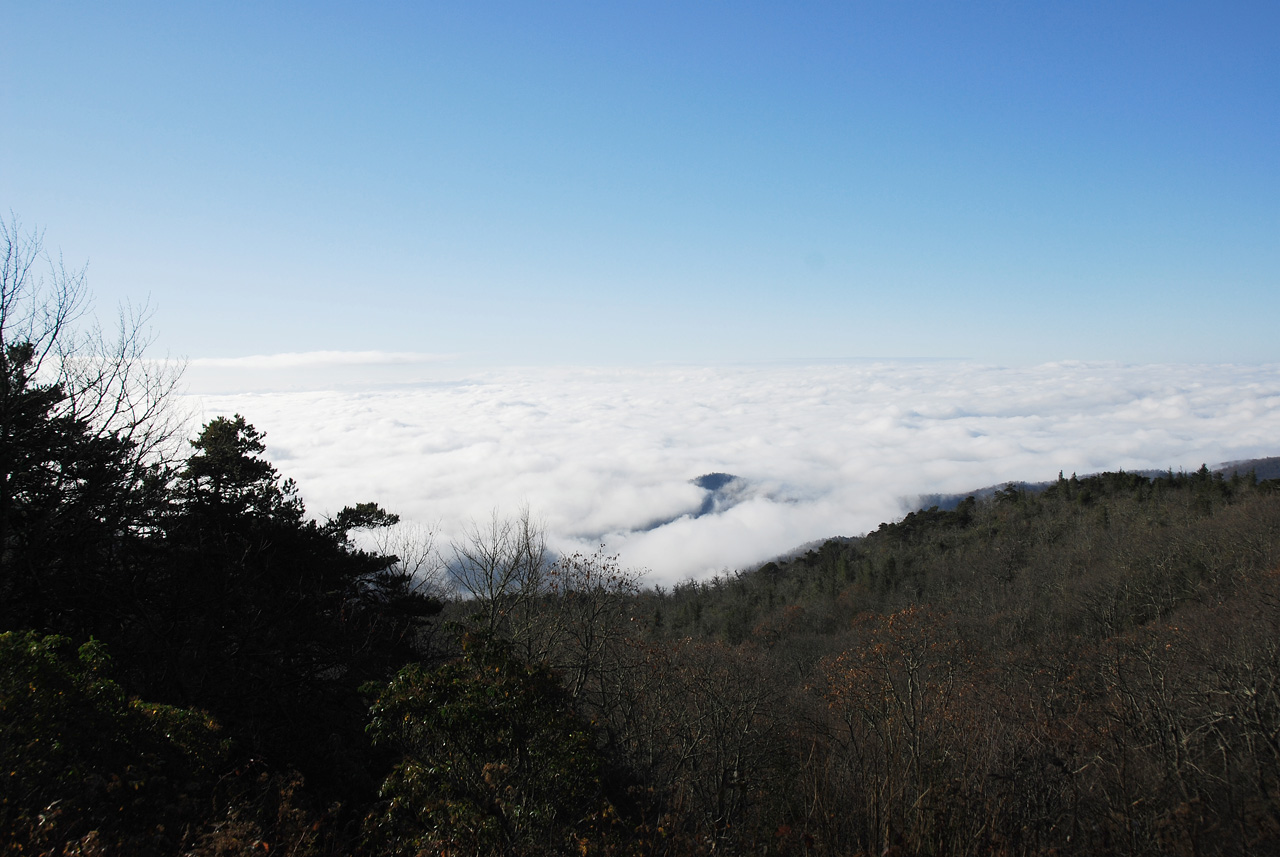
[560,467,1280,856]
[4,223,1280,855]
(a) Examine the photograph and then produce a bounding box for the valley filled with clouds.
[185,357,1280,585]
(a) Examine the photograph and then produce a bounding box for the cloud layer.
[183,361,1280,586]
[185,351,454,393]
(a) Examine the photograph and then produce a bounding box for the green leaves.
[0,631,227,853]
[182,414,304,521]
[365,633,612,855]
[325,501,401,542]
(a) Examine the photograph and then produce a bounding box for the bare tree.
[370,518,453,601]
[0,215,185,466]
[537,547,643,700]
[450,507,550,639]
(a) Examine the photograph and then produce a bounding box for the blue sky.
[3,2,1277,365]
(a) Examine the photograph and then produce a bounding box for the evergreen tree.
[0,341,155,637]
[136,415,437,782]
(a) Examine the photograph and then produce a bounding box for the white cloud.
[184,351,457,393]
[190,350,451,369]
[182,360,1280,586]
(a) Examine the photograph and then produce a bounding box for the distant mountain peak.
[692,472,738,491]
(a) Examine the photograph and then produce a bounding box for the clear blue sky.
[3,2,1277,365]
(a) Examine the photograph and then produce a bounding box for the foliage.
[127,415,440,787]
[0,217,180,640]
[365,632,617,856]
[0,630,227,855]
[0,341,144,634]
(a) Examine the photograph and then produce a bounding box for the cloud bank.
[183,361,1280,586]
[186,351,454,393]
[190,350,449,369]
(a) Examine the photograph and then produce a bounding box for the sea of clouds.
[181,356,1280,586]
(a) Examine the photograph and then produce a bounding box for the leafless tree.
[450,507,550,639]
[369,518,453,601]
[538,547,643,701]
[1,215,185,466]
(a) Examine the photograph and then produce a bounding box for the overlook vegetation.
[3,223,1280,855]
